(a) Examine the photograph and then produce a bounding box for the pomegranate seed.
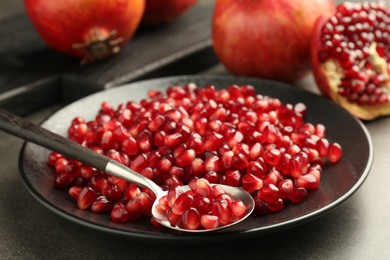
[91,196,112,213]
[130,153,148,172]
[193,197,212,214]
[48,152,63,166]
[121,137,138,156]
[246,160,267,178]
[258,184,280,204]
[167,208,181,227]
[112,125,129,142]
[231,153,249,170]
[264,148,282,166]
[111,204,130,223]
[68,186,82,200]
[125,199,142,220]
[212,185,226,197]
[221,150,234,169]
[165,133,183,148]
[201,215,220,229]
[54,173,74,190]
[289,187,308,203]
[174,149,196,167]
[101,183,122,201]
[231,200,247,218]
[296,170,321,190]
[212,199,232,225]
[204,132,224,151]
[194,178,213,197]
[136,192,153,216]
[190,158,205,177]
[204,155,221,172]
[77,187,98,210]
[181,208,201,230]
[253,197,269,216]
[172,193,194,215]
[241,173,263,193]
[328,142,342,163]
[278,179,294,199]
[88,176,108,192]
[124,184,141,200]
[267,198,284,212]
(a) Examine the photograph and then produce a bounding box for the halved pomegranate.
[311,1,390,120]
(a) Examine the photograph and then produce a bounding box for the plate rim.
[18,74,374,242]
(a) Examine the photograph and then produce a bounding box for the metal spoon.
[0,108,254,233]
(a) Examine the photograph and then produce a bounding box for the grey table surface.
[1,1,390,259]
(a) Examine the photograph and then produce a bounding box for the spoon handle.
[0,108,109,171]
[0,109,162,195]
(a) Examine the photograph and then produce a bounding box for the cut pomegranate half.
[311,1,390,120]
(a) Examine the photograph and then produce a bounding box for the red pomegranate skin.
[212,0,335,82]
[142,0,197,25]
[24,0,145,59]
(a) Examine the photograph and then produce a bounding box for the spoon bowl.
[0,109,255,233]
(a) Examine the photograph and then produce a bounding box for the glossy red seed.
[223,170,241,187]
[204,132,224,151]
[172,193,194,215]
[231,200,247,218]
[204,155,221,172]
[121,137,138,155]
[125,199,142,220]
[295,173,319,190]
[130,153,148,172]
[68,186,82,200]
[77,187,98,210]
[328,142,342,163]
[175,149,196,167]
[91,196,112,213]
[267,198,284,212]
[212,199,232,225]
[258,184,280,204]
[102,183,122,201]
[246,161,267,178]
[278,179,294,199]
[111,204,130,223]
[212,185,226,197]
[190,158,205,177]
[201,215,220,229]
[54,173,74,190]
[241,173,263,193]
[48,152,63,166]
[136,192,154,216]
[264,148,282,166]
[124,184,141,200]
[181,208,201,230]
[167,208,181,227]
[253,197,269,216]
[289,187,308,203]
[231,153,249,170]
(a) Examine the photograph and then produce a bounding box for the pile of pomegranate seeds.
[157,178,247,230]
[48,83,342,228]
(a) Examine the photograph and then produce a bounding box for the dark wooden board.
[0,1,218,115]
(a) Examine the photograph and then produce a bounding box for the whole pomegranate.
[311,1,390,120]
[212,0,335,83]
[24,0,145,64]
[142,0,197,25]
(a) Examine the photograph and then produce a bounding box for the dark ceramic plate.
[19,75,373,242]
